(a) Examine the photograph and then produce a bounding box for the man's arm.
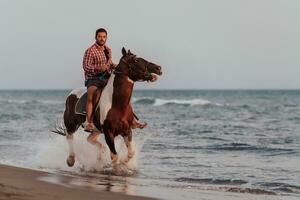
[107,48,117,70]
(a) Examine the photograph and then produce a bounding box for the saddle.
[76,72,110,115]
[75,92,101,116]
[75,92,87,115]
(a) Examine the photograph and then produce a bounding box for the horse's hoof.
[111,154,118,164]
[128,152,135,159]
[99,144,106,154]
[124,156,132,164]
[66,155,75,167]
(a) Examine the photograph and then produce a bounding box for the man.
[83,28,146,132]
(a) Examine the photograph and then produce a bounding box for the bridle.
[114,56,152,82]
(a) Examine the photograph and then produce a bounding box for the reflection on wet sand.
[38,171,136,195]
[37,170,300,200]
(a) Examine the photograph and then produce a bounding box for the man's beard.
[97,40,106,46]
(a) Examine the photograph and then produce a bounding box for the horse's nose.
[156,66,162,75]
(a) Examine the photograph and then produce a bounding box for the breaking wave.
[133,97,219,106]
[175,178,300,195]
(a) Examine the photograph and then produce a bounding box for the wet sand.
[1,164,299,200]
[0,164,156,200]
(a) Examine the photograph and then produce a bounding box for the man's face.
[96,32,107,46]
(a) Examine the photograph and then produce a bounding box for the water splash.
[34,129,147,176]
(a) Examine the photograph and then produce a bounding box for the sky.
[0,0,299,90]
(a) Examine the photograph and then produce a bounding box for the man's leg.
[131,112,147,129]
[93,88,103,108]
[85,85,97,132]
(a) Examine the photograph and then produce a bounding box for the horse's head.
[116,47,162,82]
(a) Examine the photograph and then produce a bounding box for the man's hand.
[110,63,117,70]
[94,65,109,75]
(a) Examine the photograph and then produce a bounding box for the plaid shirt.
[82,43,116,80]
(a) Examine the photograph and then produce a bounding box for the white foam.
[153,98,213,106]
[132,97,222,106]
[33,128,146,175]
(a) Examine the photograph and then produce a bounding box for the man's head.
[95,28,107,46]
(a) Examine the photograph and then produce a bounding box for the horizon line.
[1,88,300,91]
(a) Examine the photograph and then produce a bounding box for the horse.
[53,47,162,167]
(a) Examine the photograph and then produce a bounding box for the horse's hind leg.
[64,120,82,167]
[63,94,84,167]
[124,133,134,161]
[64,122,80,167]
[66,133,75,167]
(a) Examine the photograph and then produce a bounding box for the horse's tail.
[51,119,67,136]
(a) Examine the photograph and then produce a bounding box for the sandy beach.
[2,164,299,200]
[0,164,156,200]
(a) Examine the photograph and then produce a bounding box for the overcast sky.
[0,0,299,89]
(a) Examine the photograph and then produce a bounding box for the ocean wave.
[174,178,281,195]
[0,113,23,121]
[200,136,230,142]
[224,187,277,195]
[0,99,63,105]
[207,143,296,154]
[256,182,300,194]
[283,103,299,108]
[172,142,296,155]
[217,142,292,151]
[175,177,248,185]
[132,97,156,105]
[133,97,219,106]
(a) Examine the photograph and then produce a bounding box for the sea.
[0,89,299,200]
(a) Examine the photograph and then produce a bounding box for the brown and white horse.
[54,47,162,167]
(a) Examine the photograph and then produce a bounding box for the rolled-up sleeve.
[83,49,95,76]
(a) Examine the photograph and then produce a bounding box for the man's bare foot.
[132,121,147,129]
[84,122,95,132]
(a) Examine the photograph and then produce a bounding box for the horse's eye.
[134,59,138,63]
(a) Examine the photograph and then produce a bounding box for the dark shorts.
[85,79,106,88]
[85,71,111,88]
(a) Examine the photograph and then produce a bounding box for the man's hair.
[95,28,107,37]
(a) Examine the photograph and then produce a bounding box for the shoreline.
[1,164,299,200]
[0,164,156,200]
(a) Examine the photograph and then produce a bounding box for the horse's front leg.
[87,131,105,159]
[104,132,118,164]
[124,131,134,161]
[66,133,75,167]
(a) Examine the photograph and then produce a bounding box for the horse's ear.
[122,47,126,56]
[128,49,132,55]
